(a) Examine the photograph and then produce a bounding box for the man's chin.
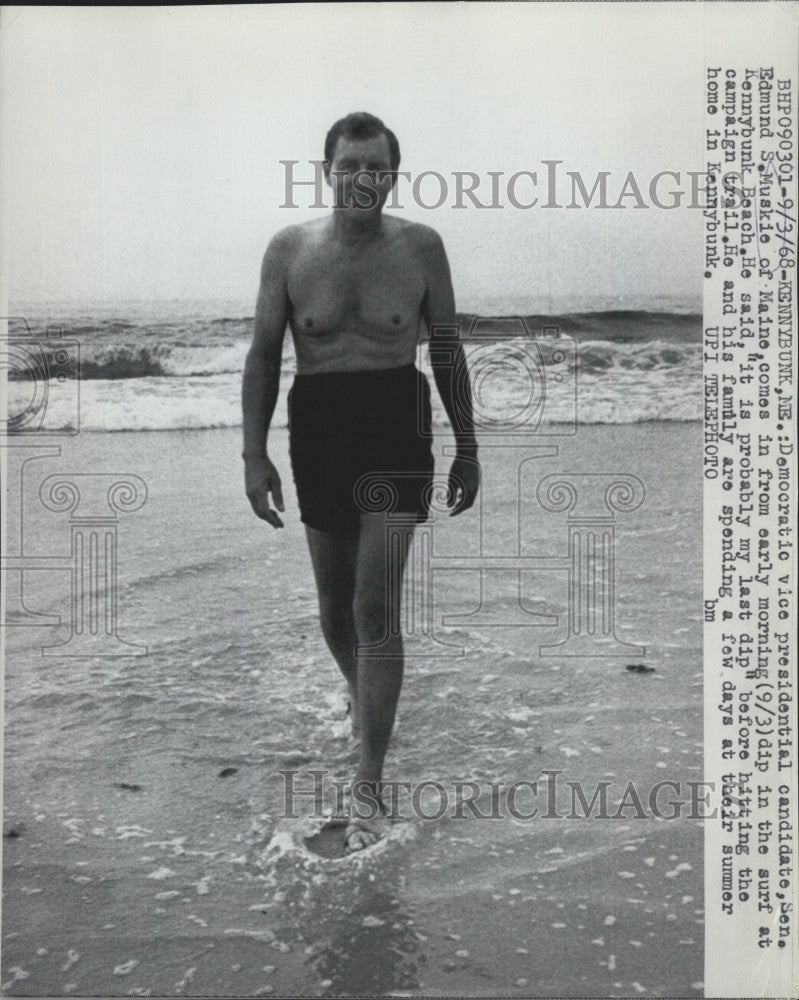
[335,201,384,214]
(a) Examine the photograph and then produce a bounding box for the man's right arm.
[242,229,293,528]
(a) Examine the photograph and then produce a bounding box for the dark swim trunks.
[287,363,435,533]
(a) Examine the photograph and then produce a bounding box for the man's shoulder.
[266,219,324,255]
[389,218,446,256]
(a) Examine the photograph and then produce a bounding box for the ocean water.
[5,298,702,433]
[2,420,704,997]
[3,297,704,995]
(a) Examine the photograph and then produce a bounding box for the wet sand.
[2,422,703,997]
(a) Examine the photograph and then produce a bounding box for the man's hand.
[244,455,285,528]
[447,455,480,516]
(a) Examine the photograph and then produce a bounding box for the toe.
[345,832,364,853]
[345,825,379,852]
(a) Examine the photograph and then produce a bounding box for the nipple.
[305,318,314,328]
[392,315,401,325]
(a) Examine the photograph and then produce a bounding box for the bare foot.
[344,783,386,853]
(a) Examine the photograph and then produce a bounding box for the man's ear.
[322,159,331,186]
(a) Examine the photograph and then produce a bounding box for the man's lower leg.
[355,634,404,786]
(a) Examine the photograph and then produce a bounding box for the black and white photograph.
[1,3,797,998]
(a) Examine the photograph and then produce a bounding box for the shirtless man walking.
[242,112,479,851]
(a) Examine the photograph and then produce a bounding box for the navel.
[304,317,314,329]
[392,315,402,325]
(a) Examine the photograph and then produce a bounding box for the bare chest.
[287,242,426,339]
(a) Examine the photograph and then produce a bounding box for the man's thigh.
[304,524,360,609]
[354,513,415,621]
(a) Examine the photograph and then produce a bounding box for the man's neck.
[331,209,384,245]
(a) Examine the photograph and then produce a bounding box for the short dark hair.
[324,112,401,172]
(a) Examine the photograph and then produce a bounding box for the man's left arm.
[419,227,480,516]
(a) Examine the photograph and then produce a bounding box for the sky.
[0,3,791,312]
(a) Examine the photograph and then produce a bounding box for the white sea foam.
[5,307,702,431]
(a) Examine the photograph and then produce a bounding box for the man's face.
[324,133,395,212]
